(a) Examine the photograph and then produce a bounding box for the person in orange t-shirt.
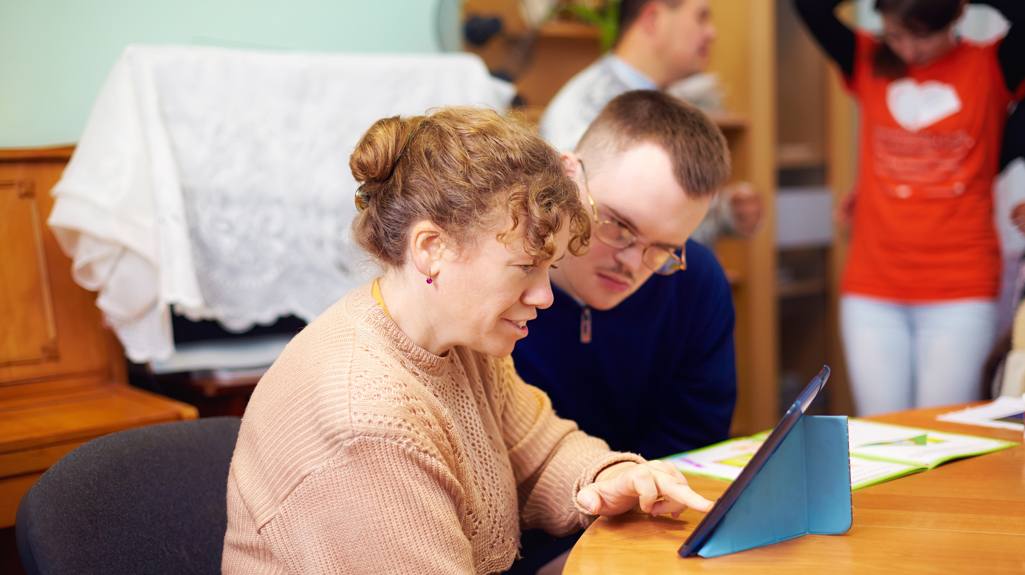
[796,0,1024,415]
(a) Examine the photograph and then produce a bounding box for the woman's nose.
[896,41,917,64]
[523,276,555,309]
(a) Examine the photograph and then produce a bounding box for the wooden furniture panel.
[777,0,827,168]
[707,0,779,435]
[0,475,41,531]
[517,30,603,111]
[0,180,57,368]
[564,404,1025,573]
[0,146,197,529]
[0,155,110,390]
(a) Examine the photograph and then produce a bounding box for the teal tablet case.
[696,415,852,558]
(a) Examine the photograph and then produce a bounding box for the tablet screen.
[677,365,830,557]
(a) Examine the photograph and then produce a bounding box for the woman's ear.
[562,151,578,174]
[408,220,445,278]
[562,152,584,186]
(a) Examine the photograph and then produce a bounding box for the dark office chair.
[15,416,241,575]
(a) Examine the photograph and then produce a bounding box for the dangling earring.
[426,277,433,284]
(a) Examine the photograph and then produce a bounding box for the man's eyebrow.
[604,205,641,234]
[656,241,687,253]
[604,206,685,252]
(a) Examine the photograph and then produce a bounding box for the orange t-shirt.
[841,31,1016,301]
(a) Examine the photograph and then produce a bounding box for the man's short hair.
[576,90,730,199]
[618,0,685,41]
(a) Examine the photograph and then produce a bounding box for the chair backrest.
[16,417,241,575]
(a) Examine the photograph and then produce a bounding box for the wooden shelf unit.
[704,0,778,435]
[538,20,602,39]
[776,0,857,417]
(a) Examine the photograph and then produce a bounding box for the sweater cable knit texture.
[222,283,643,574]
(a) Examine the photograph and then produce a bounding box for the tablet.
[677,365,830,557]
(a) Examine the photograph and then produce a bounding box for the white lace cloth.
[48,45,514,362]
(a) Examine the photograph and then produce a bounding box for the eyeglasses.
[578,160,686,275]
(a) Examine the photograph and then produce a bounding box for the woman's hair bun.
[349,106,589,269]
[350,116,417,183]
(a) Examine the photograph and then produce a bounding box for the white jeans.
[840,295,997,416]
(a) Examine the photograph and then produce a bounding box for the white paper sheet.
[936,397,1025,431]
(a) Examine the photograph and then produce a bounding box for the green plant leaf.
[567,1,620,52]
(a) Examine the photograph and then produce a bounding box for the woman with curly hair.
[221,106,712,574]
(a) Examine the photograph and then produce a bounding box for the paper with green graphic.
[846,419,1015,468]
[664,419,1017,490]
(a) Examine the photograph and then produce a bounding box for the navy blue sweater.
[511,240,737,460]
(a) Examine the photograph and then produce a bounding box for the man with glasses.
[539,0,762,247]
[512,90,735,461]
[507,89,735,575]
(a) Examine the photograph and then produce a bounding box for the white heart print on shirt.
[886,79,963,132]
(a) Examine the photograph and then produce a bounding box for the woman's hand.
[576,461,714,519]
[835,190,856,227]
[1012,202,1025,236]
[725,182,764,238]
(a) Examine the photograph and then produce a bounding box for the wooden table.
[564,404,1025,574]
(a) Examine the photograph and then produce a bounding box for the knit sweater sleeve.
[256,434,475,575]
[494,356,645,536]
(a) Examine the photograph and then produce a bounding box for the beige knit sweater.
[222,283,644,574]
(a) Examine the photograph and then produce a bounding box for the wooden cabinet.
[0,147,197,528]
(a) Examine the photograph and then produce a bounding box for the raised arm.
[794,0,857,78]
[977,0,1025,93]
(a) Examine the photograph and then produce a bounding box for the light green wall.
[0,0,445,147]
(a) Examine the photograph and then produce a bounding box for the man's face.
[551,143,712,310]
[654,0,717,83]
